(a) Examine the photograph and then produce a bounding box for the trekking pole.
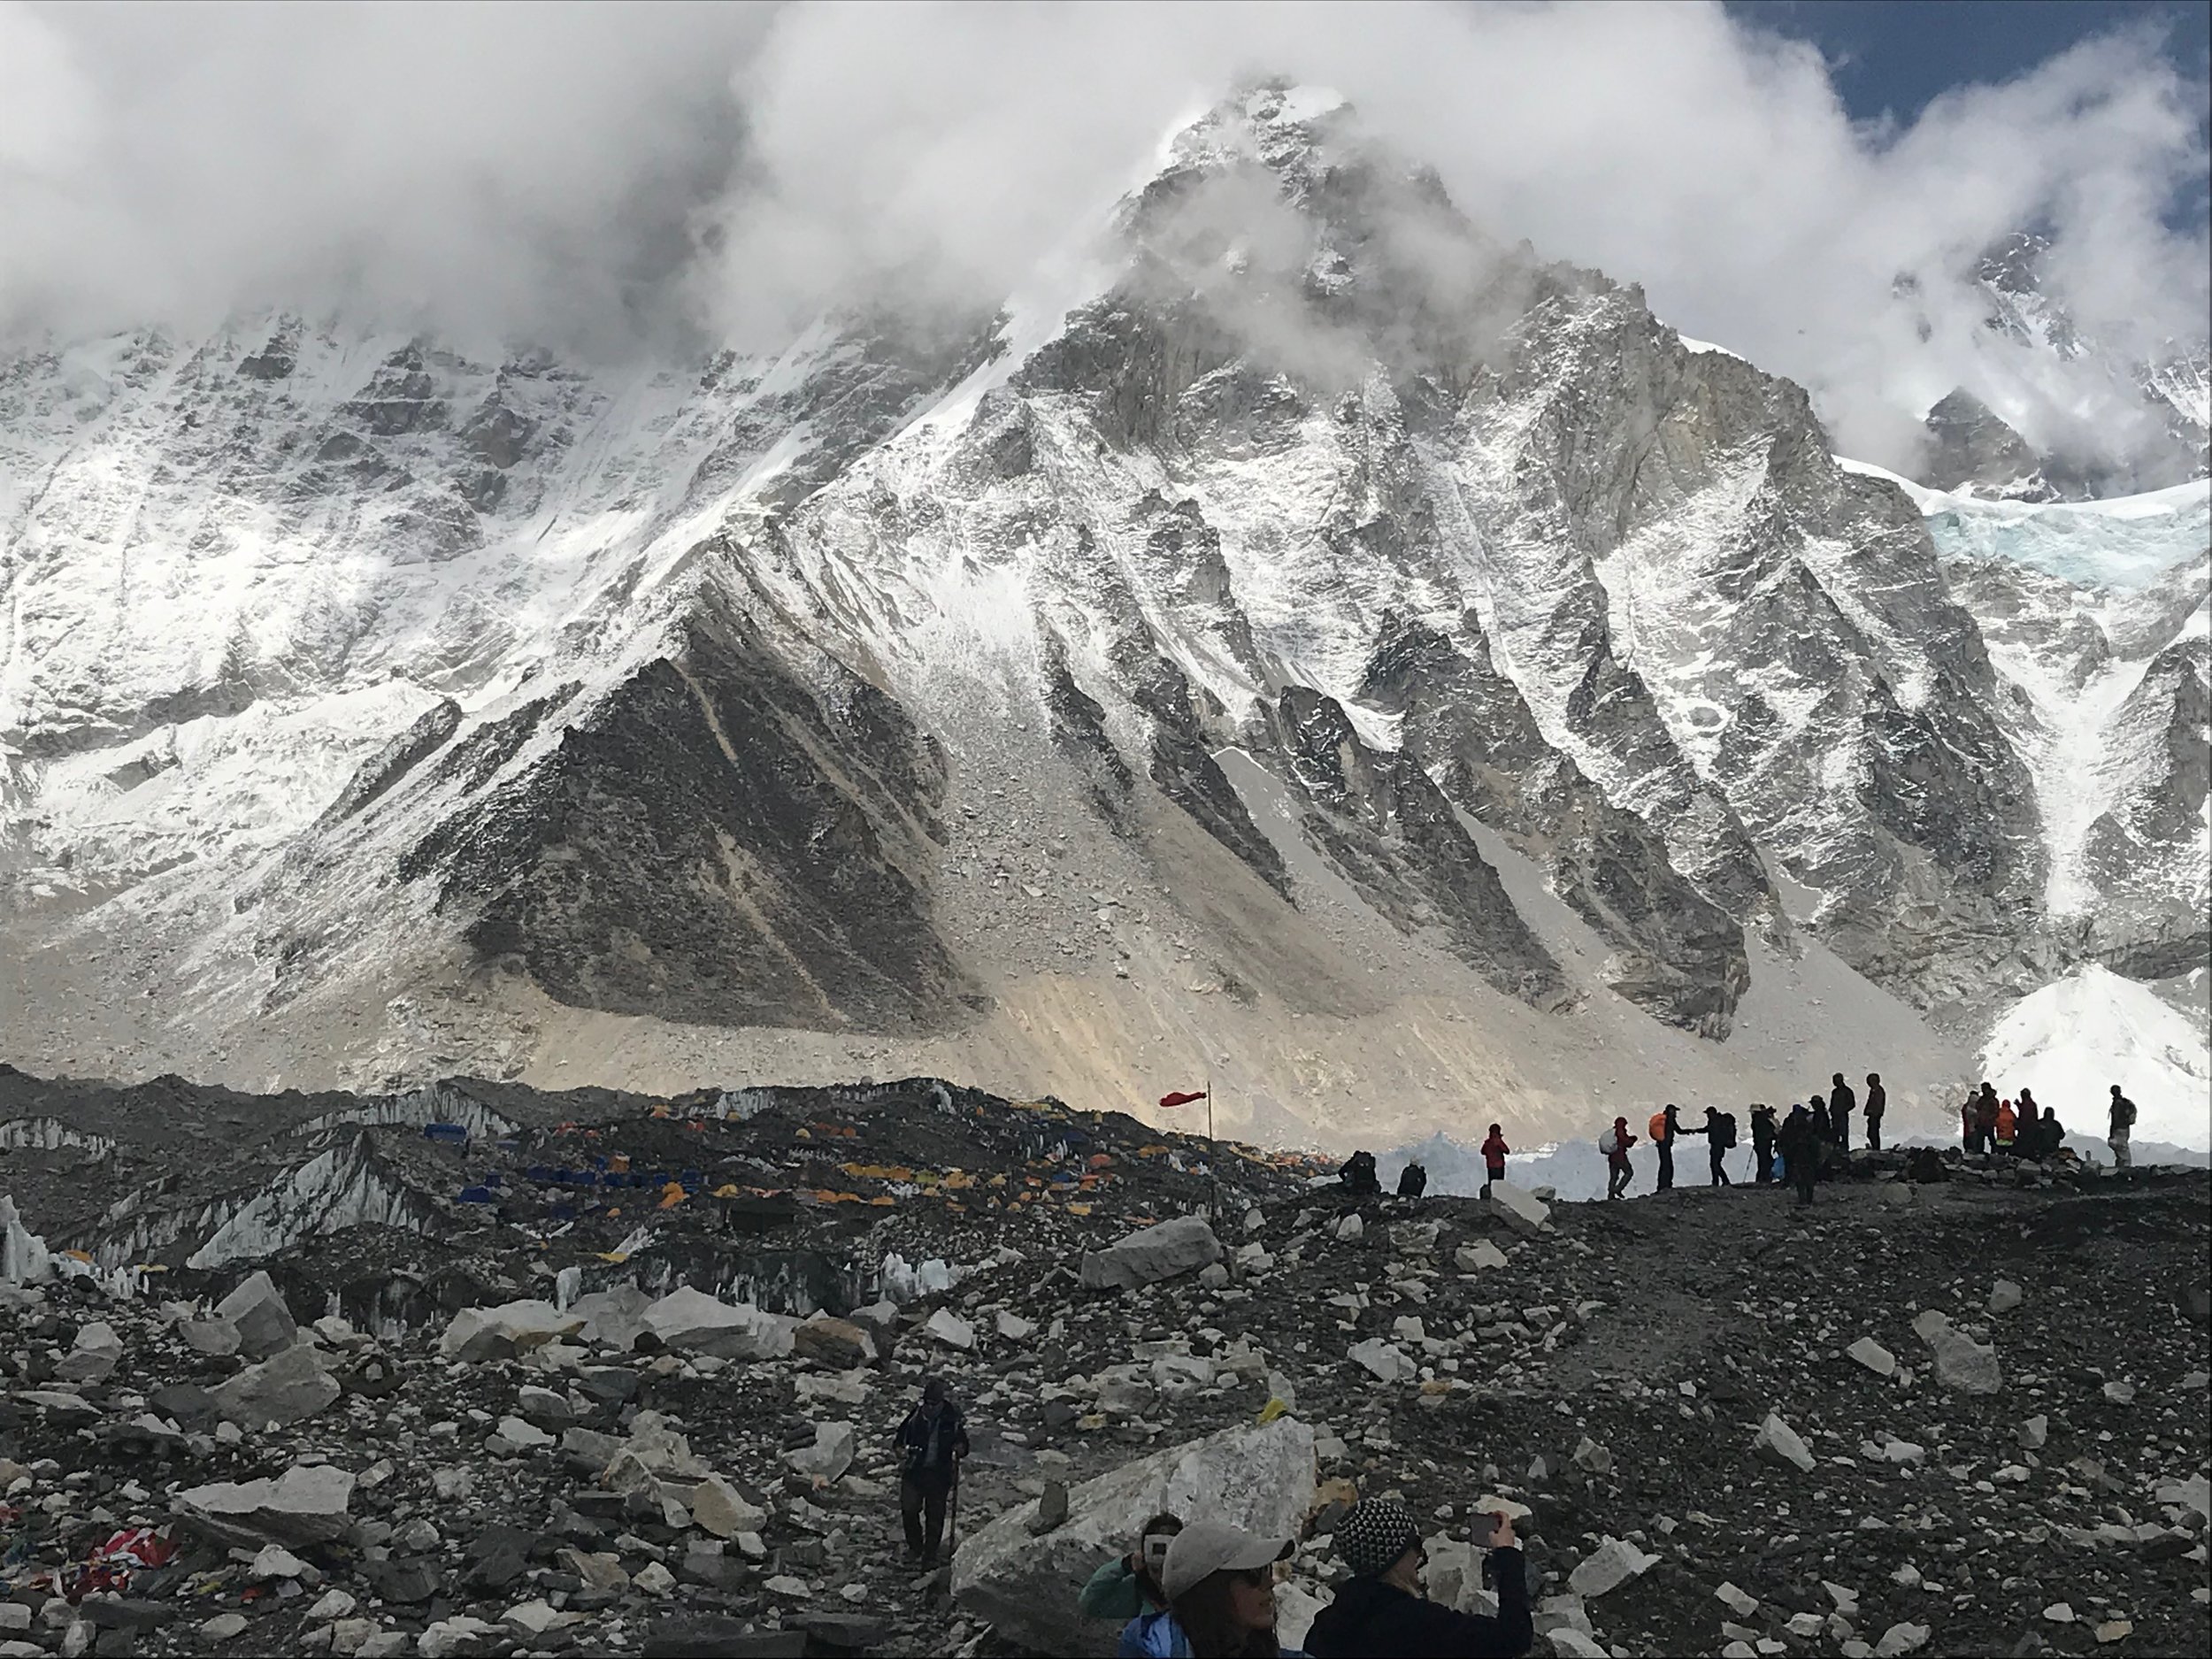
[948,1463,961,1562]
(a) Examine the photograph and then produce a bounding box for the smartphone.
[1467,1510,1506,1548]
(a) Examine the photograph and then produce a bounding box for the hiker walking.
[1696,1106,1735,1186]
[1749,1104,1777,1185]
[895,1378,969,1567]
[1306,1498,1533,1658]
[1603,1116,1638,1200]
[1480,1124,1509,1195]
[1778,1103,1817,1204]
[2108,1085,2137,1170]
[1651,1105,1680,1193]
[1829,1072,1855,1154]
[1863,1072,1886,1151]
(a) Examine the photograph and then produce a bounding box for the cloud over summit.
[2,0,2203,475]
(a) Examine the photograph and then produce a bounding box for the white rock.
[924,1309,975,1350]
[1348,1339,1413,1384]
[1874,1622,1932,1656]
[306,1590,357,1621]
[2043,1602,2076,1623]
[177,1465,354,1547]
[2102,1379,2136,1404]
[1455,1240,1509,1272]
[690,1473,768,1538]
[1847,1337,1896,1378]
[1334,1214,1364,1241]
[785,1421,858,1485]
[641,1286,795,1360]
[764,1575,812,1598]
[1079,1216,1225,1289]
[1988,1279,2023,1314]
[250,1544,307,1579]
[1486,1182,1550,1233]
[215,1271,300,1361]
[437,1300,582,1363]
[1567,1536,1658,1598]
[1753,1411,1816,1473]
[419,1617,499,1659]
[634,1561,676,1595]
[1717,1582,1759,1617]
[1916,1315,2001,1394]
[211,1343,340,1428]
[995,1310,1037,1341]
[198,1615,250,1642]
[2019,1414,2047,1448]
[56,1322,122,1384]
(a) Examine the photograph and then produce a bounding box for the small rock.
[1989,1279,2023,1315]
[1754,1411,1816,1474]
[923,1310,975,1350]
[1847,1337,1896,1378]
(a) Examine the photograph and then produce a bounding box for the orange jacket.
[1995,1103,2017,1141]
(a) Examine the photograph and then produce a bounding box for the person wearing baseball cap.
[1121,1521,1302,1658]
[1304,1498,1532,1657]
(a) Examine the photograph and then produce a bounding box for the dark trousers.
[1709,1144,1730,1186]
[902,1474,952,1561]
[1484,1164,1503,1195]
[1793,1155,1816,1204]
[1833,1115,1850,1153]
[1753,1142,1773,1183]
[1656,1140,1674,1190]
[1866,1115,1882,1151]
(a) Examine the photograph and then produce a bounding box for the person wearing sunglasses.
[1131,1522,1304,1658]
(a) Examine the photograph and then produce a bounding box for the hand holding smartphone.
[1468,1509,1516,1548]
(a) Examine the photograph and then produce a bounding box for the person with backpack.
[1863,1072,1886,1151]
[1749,1105,1777,1185]
[1340,1150,1381,1196]
[1973,1085,1999,1156]
[1397,1160,1428,1200]
[1650,1106,1679,1193]
[1994,1098,2017,1155]
[1828,1072,1855,1154]
[2108,1085,2137,1169]
[1695,1106,1735,1186]
[1479,1125,1509,1196]
[1305,1498,1532,1658]
[895,1378,969,1567]
[1778,1103,1817,1204]
[1084,1513,1183,1627]
[1602,1116,1638,1200]
[2036,1102,2065,1160]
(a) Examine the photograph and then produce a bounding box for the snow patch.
[1980,965,2212,1151]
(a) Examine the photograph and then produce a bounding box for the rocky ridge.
[2,1069,2208,1657]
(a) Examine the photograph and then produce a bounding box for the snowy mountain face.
[1,88,2206,1142]
[1904,230,2211,503]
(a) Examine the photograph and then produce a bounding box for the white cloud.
[2,0,2203,476]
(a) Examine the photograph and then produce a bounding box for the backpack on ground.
[1647,1110,1668,1142]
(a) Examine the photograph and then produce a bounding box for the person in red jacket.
[1604,1116,1638,1200]
[1480,1125,1509,1195]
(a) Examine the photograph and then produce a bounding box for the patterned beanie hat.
[1333,1498,1420,1578]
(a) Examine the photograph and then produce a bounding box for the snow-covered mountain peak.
[2,96,2205,1148]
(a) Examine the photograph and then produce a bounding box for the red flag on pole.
[1158,1089,1209,1110]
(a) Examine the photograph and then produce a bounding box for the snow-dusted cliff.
[3,88,2206,1144]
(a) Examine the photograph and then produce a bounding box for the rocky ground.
[1,1069,2207,1658]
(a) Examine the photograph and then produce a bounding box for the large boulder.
[793,1317,875,1370]
[177,1465,355,1547]
[1078,1217,1224,1291]
[641,1287,795,1360]
[216,1271,299,1362]
[955,1417,1315,1655]
[211,1344,340,1428]
[438,1301,583,1363]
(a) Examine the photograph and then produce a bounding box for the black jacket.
[1864,1083,1886,1118]
[1306,1561,1532,1658]
[895,1402,969,1486]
